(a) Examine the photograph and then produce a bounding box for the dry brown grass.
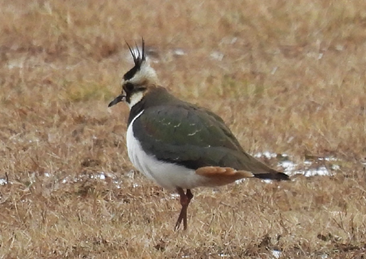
[1,0,366,258]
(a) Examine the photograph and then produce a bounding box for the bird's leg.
[174,188,194,231]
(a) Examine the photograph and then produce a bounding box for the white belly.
[126,111,207,190]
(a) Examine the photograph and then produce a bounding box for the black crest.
[123,39,146,81]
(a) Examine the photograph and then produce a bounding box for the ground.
[0,0,366,258]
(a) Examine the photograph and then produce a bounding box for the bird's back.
[130,87,288,180]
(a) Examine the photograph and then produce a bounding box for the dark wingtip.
[275,172,290,181]
[254,171,290,181]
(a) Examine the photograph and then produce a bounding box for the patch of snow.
[299,166,331,177]
[173,49,186,56]
[235,178,247,184]
[331,164,340,170]
[304,160,312,165]
[126,170,136,179]
[169,193,180,199]
[271,249,282,258]
[112,180,121,189]
[254,151,277,159]
[279,160,296,173]
[318,157,338,162]
[97,172,106,180]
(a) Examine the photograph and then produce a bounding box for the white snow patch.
[235,178,247,184]
[173,49,186,56]
[298,166,331,177]
[255,151,277,159]
[113,180,121,189]
[271,249,282,258]
[279,160,296,173]
[331,164,340,170]
[304,160,312,165]
[169,193,180,199]
[96,172,106,180]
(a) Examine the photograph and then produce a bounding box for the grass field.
[1,0,366,258]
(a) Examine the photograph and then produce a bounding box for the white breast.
[126,111,207,190]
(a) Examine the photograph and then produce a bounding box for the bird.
[108,39,289,231]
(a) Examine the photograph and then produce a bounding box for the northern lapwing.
[108,40,289,230]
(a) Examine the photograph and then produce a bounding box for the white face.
[126,91,144,109]
[121,60,159,109]
[109,50,160,109]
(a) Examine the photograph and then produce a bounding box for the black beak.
[108,95,125,107]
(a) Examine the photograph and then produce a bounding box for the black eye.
[124,82,134,92]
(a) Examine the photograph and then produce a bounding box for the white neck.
[128,91,144,109]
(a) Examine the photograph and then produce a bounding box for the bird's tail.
[253,170,290,181]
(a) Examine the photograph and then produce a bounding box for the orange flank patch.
[196,166,254,186]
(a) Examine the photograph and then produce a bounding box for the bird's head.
[108,39,158,109]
